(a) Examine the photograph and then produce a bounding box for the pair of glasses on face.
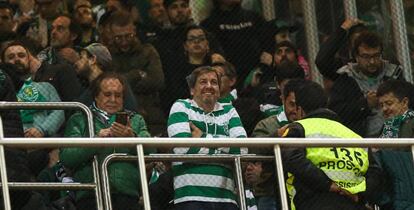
[186,36,207,43]
[113,33,136,43]
[357,53,382,60]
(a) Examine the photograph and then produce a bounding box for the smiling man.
[167,66,247,210]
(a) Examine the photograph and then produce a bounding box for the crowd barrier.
[0,102,413,210]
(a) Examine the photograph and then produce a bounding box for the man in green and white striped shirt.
[168,66,247,210]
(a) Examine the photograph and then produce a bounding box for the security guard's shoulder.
[282,122,305,138]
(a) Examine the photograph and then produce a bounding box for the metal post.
[412,145,414,168]
[274,145,289,210]
[0,118,10,210]
[137,145,151,210]
[343,0,357,19]
[234,157,246,210]
[302,0,323,85]
[261,0,276,21]
[93,156,104,210]
[389,0,413,83]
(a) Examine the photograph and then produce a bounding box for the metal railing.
[0,102,104,210]
[1,136,413,210]
[100,153,274,210]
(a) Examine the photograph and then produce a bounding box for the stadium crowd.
[0,0,413,209]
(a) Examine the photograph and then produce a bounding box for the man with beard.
[167,66,247,210]
[2,42,64,138]
[245,79,304,210]
[73,0,98,47]
[74,42,138,111]
[329,31,404,137]
[37,15,82,65]
[109,12,165,136]
[5,40,82,102]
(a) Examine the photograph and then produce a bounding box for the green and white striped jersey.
[167,99,247,204]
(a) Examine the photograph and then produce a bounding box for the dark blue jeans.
[174,201,239,210]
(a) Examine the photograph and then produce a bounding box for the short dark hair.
[1,41,29,62]
[184,25,209,41]
[377,79,414,108]
[108,11,134,29]
[352,31,383,57]
[275,62,305,83]
[164,0,189,9]
[294,80,327,114]
[212,61,237,79]
[283,78,305,99]
[111,0,136,11]
[54,14,82,45]
[91,71,127,99]
[275,41,297,56]
[186,66,221,89]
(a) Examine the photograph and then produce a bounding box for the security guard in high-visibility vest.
[281,80,383,210]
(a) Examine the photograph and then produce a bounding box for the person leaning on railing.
[281,80,383,210]
[60,72,152,210]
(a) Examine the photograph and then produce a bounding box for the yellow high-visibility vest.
[286,118,369,209]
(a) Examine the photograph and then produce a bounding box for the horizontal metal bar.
[1,138,413,148]
[0,102,87,110]
[0,182,96,190]
[101,154,275,163]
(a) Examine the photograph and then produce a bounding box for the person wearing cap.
[75,43,138,111]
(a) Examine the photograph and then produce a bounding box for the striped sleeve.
[228,107,247,138]
[168,101,192,137]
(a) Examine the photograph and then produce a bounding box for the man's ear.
[190,88,194,96]
[89,55,97,65]
[402,97,409,109]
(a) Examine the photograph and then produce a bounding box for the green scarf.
[380,110,414,138]
[16,78,47,123]
[90,103,116,127]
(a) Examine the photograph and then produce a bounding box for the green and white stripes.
[167,99,247,204]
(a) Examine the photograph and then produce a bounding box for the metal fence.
[0,102,104,210]
[1,133,413,210]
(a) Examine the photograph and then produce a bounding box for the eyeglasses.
[113,33,136,43]
[357,53,382,61]
[186,36,207,43]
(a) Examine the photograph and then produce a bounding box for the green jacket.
[61,111,151,200]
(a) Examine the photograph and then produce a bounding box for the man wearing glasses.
[329,31,404,137]
[108,11,165,136]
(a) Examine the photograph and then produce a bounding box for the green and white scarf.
[90,103,116,127]
[380,110,414,138]
[16,78,47,123]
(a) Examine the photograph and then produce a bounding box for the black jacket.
[33,63,82,102]
[315,27,352,81]
[201,6,271,88]
[282,108,383,210]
